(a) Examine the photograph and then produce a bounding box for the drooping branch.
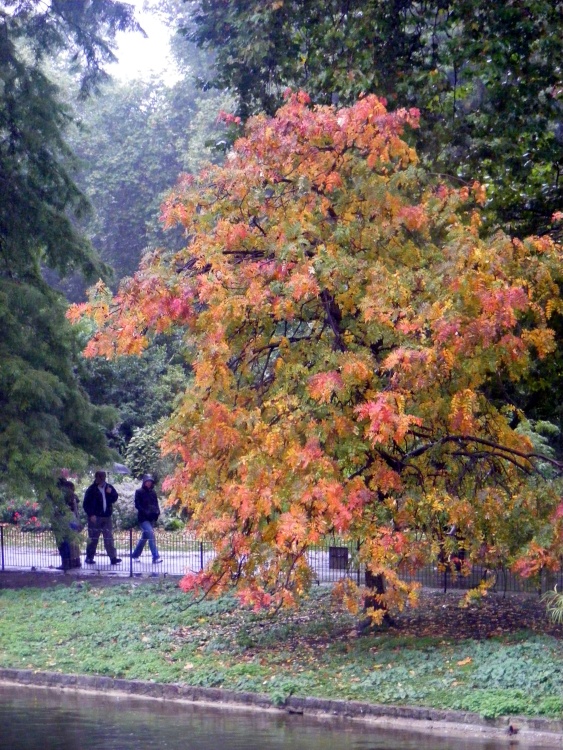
[405,432,563,473]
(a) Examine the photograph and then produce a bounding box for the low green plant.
[0,583,561,720]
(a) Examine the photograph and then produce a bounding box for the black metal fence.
[1,524,562,595]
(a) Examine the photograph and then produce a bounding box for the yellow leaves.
[449,389,479,433]
[545,297,563,320]
[365,606,387,626]
[332,579,362,615]
[460,577,495,607]
[521,328,556,359]
[340,354,372,386]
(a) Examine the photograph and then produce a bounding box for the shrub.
[0,497,44,530]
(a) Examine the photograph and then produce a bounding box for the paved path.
[0,538,355,583]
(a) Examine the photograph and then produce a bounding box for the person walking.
[83,470,122,565]
[63,480,82,569]
[131,474,162,564]
[53,478,81,570]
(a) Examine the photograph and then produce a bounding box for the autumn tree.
[71,94,563,615]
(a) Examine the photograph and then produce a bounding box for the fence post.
[0,525,4,572]
[129,528,133,578]
[356,540,361,586]
[200,541,204,571]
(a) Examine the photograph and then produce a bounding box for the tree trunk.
[357,570,394,633]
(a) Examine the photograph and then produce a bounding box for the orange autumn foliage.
[70,92,563,612]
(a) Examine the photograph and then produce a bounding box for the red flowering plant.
[0,498,44,530]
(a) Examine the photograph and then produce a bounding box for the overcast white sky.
[110,1,175,81]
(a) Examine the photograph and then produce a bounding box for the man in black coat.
[83,470,121,565]
[131,474,162,563]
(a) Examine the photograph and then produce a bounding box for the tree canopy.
[67,51,234,297]
[0,0,140,495]
[186,0,563,238]
[72,94,563,614]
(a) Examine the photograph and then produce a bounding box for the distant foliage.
[0,0,140,498]
[187,0,562,238]
[125,419,173,481]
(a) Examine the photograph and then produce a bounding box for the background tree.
[60,25,232,455]
[54,4,236,300]
[78,336,188,449]
[0,0,140,495]
[72,94,563,614]
[185,0,562,238]
[67,69,233,295]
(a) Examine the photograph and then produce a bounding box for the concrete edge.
[0,668,562,747]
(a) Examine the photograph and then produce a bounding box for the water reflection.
[0,685,544,750]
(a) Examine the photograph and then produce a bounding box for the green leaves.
[0,280,112,495]
[0,1,142,497]
[189,0,562,237]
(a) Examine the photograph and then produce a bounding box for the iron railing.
[0,524,561,594]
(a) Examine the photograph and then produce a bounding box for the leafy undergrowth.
[0,580,561,720]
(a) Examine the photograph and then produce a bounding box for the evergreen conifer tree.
[0,0,140,495]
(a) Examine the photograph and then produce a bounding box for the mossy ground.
[0,576,561,719]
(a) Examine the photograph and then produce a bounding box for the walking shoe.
[152,558,163,564]
[84,558,95,564]
[130,555,141,562]
[110,557,122,565]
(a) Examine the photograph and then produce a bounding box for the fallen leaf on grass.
[456,657,472,666]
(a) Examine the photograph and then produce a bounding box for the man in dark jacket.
[83,470,121,565]
[131,474,162,563]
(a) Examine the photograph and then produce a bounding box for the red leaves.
[307,371,344,403]
[355,393,422,446]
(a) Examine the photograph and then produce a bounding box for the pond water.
[0,684,551,750]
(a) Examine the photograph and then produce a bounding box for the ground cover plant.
[0,580,561,720]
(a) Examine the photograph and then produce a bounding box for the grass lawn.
[0,580,561,720]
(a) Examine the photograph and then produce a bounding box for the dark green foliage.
[124,419,176,483]
[0,279,114,494]
[0,1,140,496]
[2,0,142,96]
[79,342,188,450]
[187,0,562,237]
[0,0,141,280]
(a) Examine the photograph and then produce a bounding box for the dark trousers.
[86,516,117,560]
